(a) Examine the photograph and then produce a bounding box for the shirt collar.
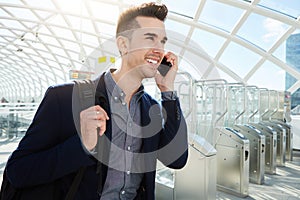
[104,69,145,102]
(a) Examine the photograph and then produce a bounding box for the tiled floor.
[1,136,300,199]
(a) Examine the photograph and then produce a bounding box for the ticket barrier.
[260,121,286,166]
[234,124,265,184]
[215,127,249,197]
[271,120,293,161]
[155,134,217,200]
[249,123,277,174]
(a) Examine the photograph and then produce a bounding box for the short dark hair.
[116,2,168,38]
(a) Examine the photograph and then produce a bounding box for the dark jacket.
[6,73,188,200]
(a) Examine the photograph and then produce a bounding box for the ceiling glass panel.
[48,45,67,58]
[0,8,11,17]
[258,0,300,18]
[51,26,76,41]
[162,0,200,19]
[248,60,285,90]
[0,29,15,37]
[190,28,226,58]
[23,0,56,10]
[199,0,244,32]
[57,0,85,14]
[66,15,83,30]
[272,42,285,63]
[123,0,152,5]
[1,19,25,30]
[237,13,290,51]
[34,10,53,19]
[0,0,22,5]
[89,1,119,23]
[60,40,79,52]
[34,43,49,53]
[31,55,45,64]
[96,22,115,37]
[56,55,71,65]
[47,14,69,28]
[219,42,261,78]
[40,35,61,47]
[80,34,98,47]
[80,19,95,34]
[165,19,190,37]
[5,7,39,21]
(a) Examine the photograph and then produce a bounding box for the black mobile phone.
[158,57,172,76]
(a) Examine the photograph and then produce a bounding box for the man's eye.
[146,37,155,41]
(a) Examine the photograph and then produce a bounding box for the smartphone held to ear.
[158,57,172,76]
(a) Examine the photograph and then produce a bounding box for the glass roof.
[0,0,300,102]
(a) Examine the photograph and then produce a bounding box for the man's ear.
[116,36,129,56]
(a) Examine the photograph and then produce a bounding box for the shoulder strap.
[65,79,96,200]
[64,167,86,200]
[74,79,96,110]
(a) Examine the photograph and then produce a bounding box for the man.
[5,2,188,200]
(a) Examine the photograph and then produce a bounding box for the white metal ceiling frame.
[169,0,300,93]
[214,0,300,93]
[0,1,117,100]
[0,0,300,101]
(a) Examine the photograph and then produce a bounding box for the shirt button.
[121,190,125,195]
[128,122,132,127]
[114,96,118,101]
[127,146,131,151]
[127,171,130,175]
[120,92,124,97]
[122,102,126,106]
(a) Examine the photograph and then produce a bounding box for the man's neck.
[111,68,142,104]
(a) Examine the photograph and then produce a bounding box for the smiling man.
[4,2,188,200]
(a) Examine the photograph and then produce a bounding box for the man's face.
[126,16,167,78]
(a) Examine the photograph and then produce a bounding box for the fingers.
[164,52,178,70]
[96,118,106,136]
[95,105,109,120]
[80,105,109,136]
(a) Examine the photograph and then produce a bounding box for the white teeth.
[146,58,158,64]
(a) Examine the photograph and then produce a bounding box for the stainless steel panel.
[250,123,277,174]
[175,139,217,200]
[260,121,286,166]
[215,127,249,197]
[155,135,217,200]
[234,125,265,184]
[272,121,293,161]
[155,166,174,200]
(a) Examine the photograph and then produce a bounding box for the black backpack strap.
[64,166,86,200]
[65,79,96,200]
[75,79,96,110]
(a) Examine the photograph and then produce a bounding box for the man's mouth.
[146,58,159,65]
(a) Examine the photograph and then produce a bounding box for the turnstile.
[272,120,293,161]
[249,123,277,174]
[234,124,265,184]
[155,134,217,200]
[260,121,286,166]
[215,127,249,197]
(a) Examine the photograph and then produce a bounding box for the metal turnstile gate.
[234,124,265,184]
[260,121,286,166]
[272,120,293,161]
[249,123,277,174]
[215,127,249,197]
[155,134,217,200]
